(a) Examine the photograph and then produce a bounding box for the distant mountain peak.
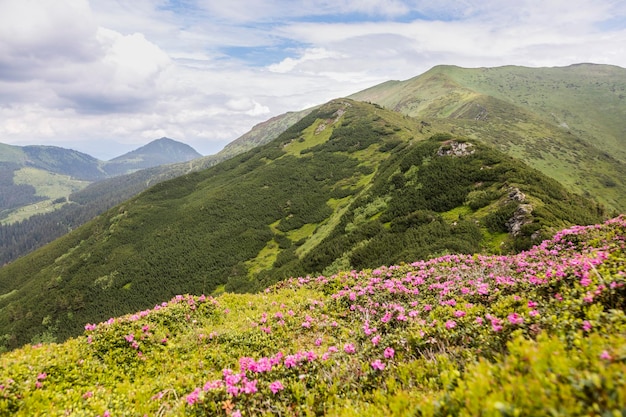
[103,138,202,176]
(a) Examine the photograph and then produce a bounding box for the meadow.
[1,216,624,416]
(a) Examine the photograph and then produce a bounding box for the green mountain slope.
[1,216,625,416]
[350,63,626,212]
[0,99,605,350]
[0,109,311,266]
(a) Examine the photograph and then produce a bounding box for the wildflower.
[384,347,395,359]
[232,410,242,417]
[83,391,93,399]
[284,355,298,368]
[269,380,284,394]
[445,320,457,329]
[84,323,96,331]
[243,379,258,394]
[344,343,356,354]
[371,335,381,345]
[582,320,592,332]
[600,350,612,361]
[204,380,223,391]
[371,359,386,371]
[186,388,201,405]
[454,310,466,318]
[507,313,524,325]
[315,337,323,346]
[37,373,47,380]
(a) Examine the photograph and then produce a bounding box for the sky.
[1,0,625,159]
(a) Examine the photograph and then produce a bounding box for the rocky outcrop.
[506,203,534,236]
[437,140,475,157]
[504,187,533,236]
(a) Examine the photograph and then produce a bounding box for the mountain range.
[0,137,201,224]
[0,63,624,351]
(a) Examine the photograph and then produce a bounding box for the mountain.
[1,216,624,415]
[0,98,605,350]
[101,137,202,176]
[0,110,311,266]
[0,138,202,225]
[350,63,626,212]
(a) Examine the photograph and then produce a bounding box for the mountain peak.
[103,138,202,176]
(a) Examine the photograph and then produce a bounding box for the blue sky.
[0,0,625,159]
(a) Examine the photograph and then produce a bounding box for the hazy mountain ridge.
[0,99,605,349]
[0,137,202,222]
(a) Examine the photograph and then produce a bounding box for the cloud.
[0,0,625,159]
[268,48,346,73]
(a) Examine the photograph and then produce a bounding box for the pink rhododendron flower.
[384,347,395,358]
[582,320,592,332]
[269,380,284,394]
[600,350,612,360]
[243,379,258,394]
[507,313,524,325]
[371,335,381,345]
[454,310,466,318]
[371,359,385,370]
[186,388,201,405]
[445,320,457,329]
[344,343,356,354]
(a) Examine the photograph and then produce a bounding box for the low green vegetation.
[1,216,624,416]
[350,63,626,212]
[0,100,606,351]
[2,167,90,224]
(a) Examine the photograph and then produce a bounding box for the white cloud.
[268,48,346,73]
[0,0,625,159]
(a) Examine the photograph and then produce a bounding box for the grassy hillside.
[350,63,626,212]
[0,99,605,350]
[2,168,90,224]
[1,216,624,416]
